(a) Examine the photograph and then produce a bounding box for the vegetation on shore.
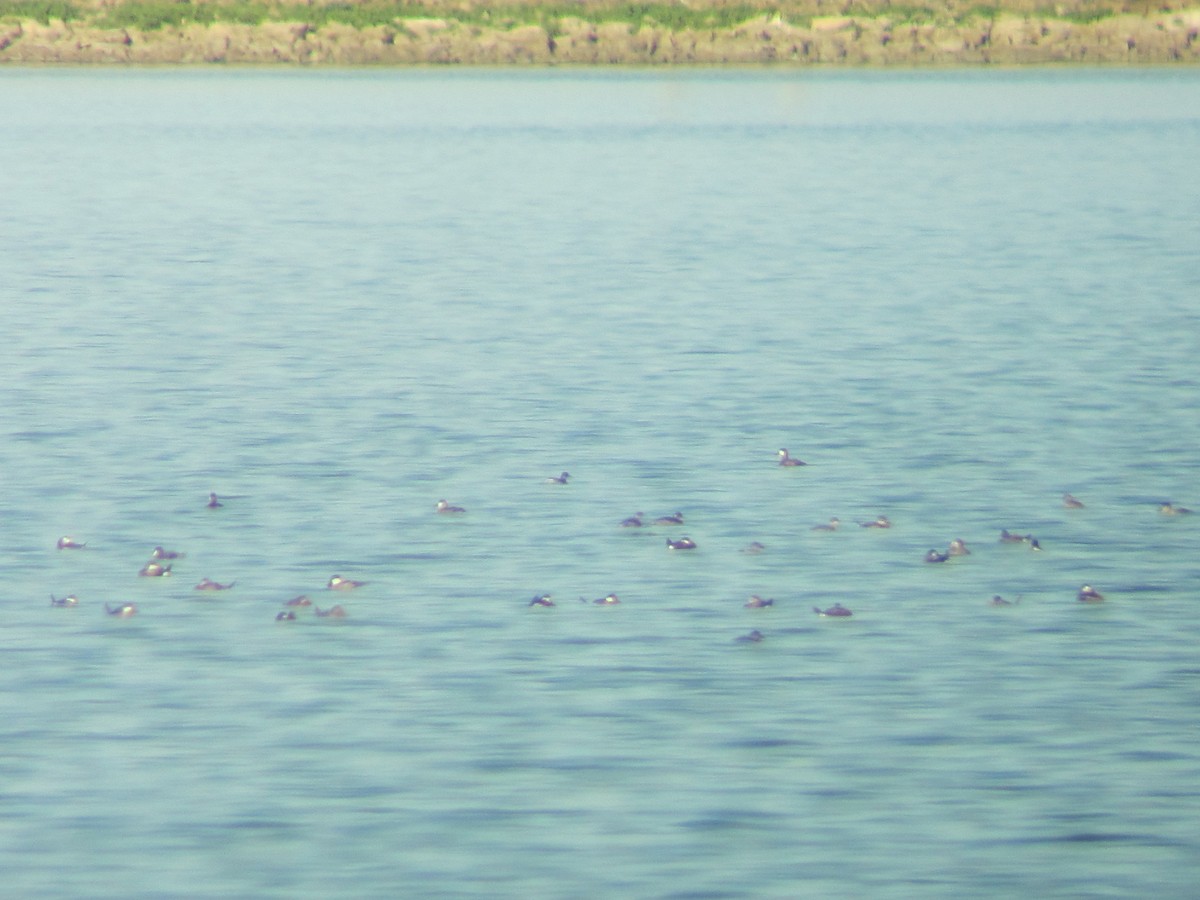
[2,0,1198,63]
[4,0,1196,30]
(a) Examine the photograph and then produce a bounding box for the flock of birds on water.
[48,453,1196,643]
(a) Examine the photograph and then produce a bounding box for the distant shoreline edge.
[3,11,1200,65]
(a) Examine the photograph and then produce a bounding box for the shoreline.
[3,11,1199,65]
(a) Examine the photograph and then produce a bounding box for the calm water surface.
[1,67,1199,898]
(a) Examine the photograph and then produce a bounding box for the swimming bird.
[735,629,765,643]
[285,595,312,607]
[105,602,137,618]
[593,593,621,605]
[327,575,366,591]
[948,538,971,556]
[528,594,555,607]
[436,499,466,514]
[667,536,697,550]
[1077,585,1105,603]
[1159,502,1194,515]
[1029,537,1043,551]
[276,610,296,621]
[653,511,685,525]
[50,594,79,607]
[315,605,347,618]
[777,448,807,467]
[813,603,853,617]
[546,471,570,484]
[194,578,235,591]
[811,517,840,532]
[924,549,950,563]
[860,516,891,529]
[620,513,645,527]
[151,546,184,560]
[207,492,223,508]
[740,541,766,554]
[138,562,172,577]
[1063,493,1085,509]
[999,529,1029,543]
[988,595,1018,606]
[56,536,86,550]
[744,595,774,608]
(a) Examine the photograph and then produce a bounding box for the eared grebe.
[777,448,807,467]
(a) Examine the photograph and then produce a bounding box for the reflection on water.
[2,68,1199,898]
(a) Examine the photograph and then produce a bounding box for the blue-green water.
[2,68,1199,898]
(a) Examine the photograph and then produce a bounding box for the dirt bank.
[2,11,1199,65]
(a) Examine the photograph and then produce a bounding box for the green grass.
[283,1,421,28]
[86,1,783,32]
[0,0,1151,31]
[1036,3,1116,21]
[961,4,1003,20]
[95,2,284,29]
[98,3,206,29]
[449,3,772,30]
[0,0,80,24]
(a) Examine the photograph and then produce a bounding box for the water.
[2,67,1199,897]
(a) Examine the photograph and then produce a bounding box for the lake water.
[2,66,1199,898]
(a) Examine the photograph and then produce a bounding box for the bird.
[315,605,347,618]
[744,595,774,608]
[528,594,555,607]
[194,578,235,591]
[151,546,184,560]
[948,538,971,556]
[1159,502,1193,515]
[735,629,765,643]
[546,471,570,484]
[56,536,86,550]
[860,516,891,528]
[275,610,296,621]
[436,499,466,514]
[1063,493,1085,509]
[50,594,80,607]
[138,562,171,577]
[1077,585,1105,603]
[207,492,223,508]
[284,595,312,607]
[653,511,684,525]
[620,513,644,527]
[593,593,621,605]
[811,517,840,532]
[105,602,137,618]
[924,549,950,563]
[667,537,697,550]
[777,448,806,467]
[327,575,366,591]
[813,603,853,617]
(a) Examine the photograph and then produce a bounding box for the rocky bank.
[2,10,1199,65]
